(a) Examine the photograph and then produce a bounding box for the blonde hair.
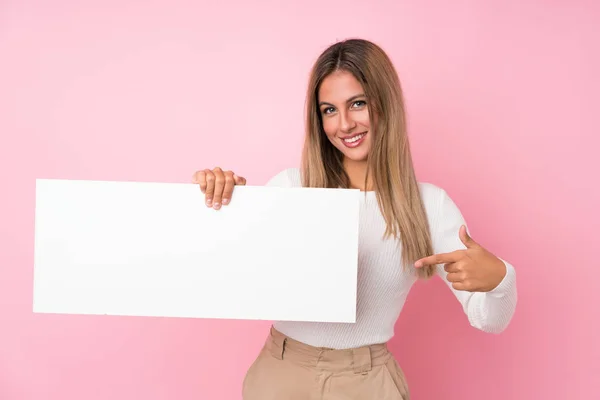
[301,38,435,279]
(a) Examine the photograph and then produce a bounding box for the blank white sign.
[33,179,360,323]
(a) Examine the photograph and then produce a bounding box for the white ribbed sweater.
[265,168,517,349]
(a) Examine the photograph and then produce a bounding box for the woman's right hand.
[192,167,247,210]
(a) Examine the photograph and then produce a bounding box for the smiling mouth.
[343,132,367,143]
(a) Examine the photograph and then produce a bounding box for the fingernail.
[213,203,220,209]
[222,198,229,205]
[206,200,212,206]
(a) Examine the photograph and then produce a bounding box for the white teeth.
[344,133,365,143]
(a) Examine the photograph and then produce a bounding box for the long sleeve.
[431,188,518,334]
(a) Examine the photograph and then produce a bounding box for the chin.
[340,149,369,162]
[346,153,368,162]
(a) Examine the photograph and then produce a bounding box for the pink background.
[1,0,598,399]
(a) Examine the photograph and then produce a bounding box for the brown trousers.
[242,327,410,400]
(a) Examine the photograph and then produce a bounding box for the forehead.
[318,70,364,102]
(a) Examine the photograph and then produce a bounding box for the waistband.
[266,326,393,374]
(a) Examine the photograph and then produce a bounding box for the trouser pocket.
[241,346,315,400]
[382,357,410,400]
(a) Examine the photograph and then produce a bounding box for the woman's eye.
[352,100,366,108]
[323,107,335,114]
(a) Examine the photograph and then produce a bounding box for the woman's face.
[318,70,373,162]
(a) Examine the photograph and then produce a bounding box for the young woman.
[192,39,517,400]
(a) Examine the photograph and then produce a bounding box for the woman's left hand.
[414,225,507,292]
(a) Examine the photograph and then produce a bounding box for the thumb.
[459,225,478,249]
[233,174,246,185]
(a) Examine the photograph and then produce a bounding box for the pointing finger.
[414,250,463,268]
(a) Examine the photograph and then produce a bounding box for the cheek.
[357,110,371,129]
[321,117,338,139]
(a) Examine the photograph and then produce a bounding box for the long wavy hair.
[301,38,435,279]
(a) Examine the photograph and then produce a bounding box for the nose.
[339,110,357,133]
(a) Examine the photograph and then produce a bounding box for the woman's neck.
[343,158,373,191]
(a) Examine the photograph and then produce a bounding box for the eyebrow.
[319,93,366,107]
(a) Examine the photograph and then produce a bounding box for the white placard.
[33,179,360,323]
